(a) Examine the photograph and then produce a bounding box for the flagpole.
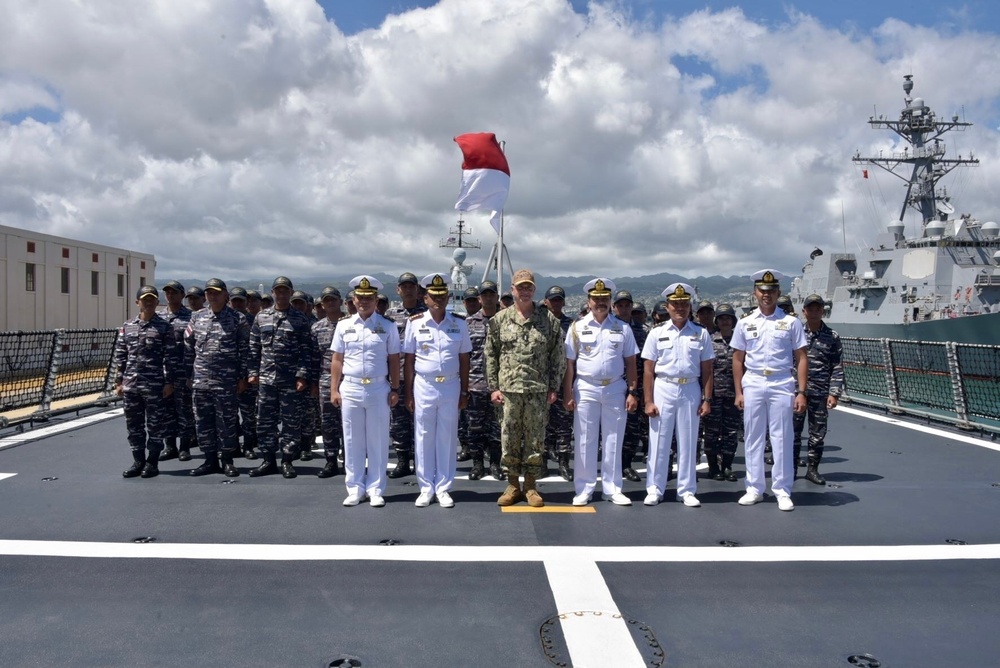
[498,140,506,293]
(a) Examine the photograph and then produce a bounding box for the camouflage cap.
[229,286,248,300]
[803,294,825,307]
[162,280,185,294]
[397,272,419,285]
[246,289,261,300]
[204,278,227,292]
[776,295,794,309]
[696,299,715,313]
[545,285,566,301]
[632,302,647,312]
[320,286,342,300]
[136,285,159,301]
[479,280,499,294]
[500,292,513,300]
[261,293,274,304]
[377,293,388,303]
[272,276,293,290]
[290,290,308,303]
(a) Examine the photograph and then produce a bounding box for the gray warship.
[790,75,1000,343]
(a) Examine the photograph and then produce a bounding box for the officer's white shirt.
[641,319,713,377]
[729,308,807,371]
[402,312,472,375]
[331,312,400,378]
[565,314,638,379]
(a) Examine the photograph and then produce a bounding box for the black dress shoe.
[468,458,485,480]
[140,461,159,478]
[623,467,641,482]
[222,458,240,477]
[764,453,774,466]
[243,448,258,460]
[387,459,411,478]
[489,461,503,479]
[178,449,192,462]
[724,468,738,482]
[159,447,179,461]
[123,457,145,478]
[317,461,338,478]
[299,447,313,461]
[457,445,472,462]
[281,461,297,479]
[189,457,222,476]
[248,459,278,477]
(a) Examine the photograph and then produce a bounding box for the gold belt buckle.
[677,377,689,384]
[435,376,446,383]
[600,379,610,386]
[361,377,372,385]
[762,370,773,377]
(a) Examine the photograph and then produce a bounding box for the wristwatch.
[628,389,640,398]
[795,390,806,396]
[701,396,710,402]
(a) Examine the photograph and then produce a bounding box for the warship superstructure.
[790,75,1000,343]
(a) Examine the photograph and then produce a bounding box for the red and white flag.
[454,132,510,233]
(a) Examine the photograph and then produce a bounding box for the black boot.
[249,452,278,477]
[281,454,297,479]
[558,453,573,482]
[469,453,485,480]
[178,437,193,462]
[387,454,412,478]
[317,458,338,478]
[123,451,145,478]
[488,446,503,480]
[457,443,472,462]
[707,453,723,481]
[805,464,826,485]
[622,451,640,482]
[299,437,314,461]
[242,434,258,460]
[141,448,160,478]
[221,452,240,478]
[159,437,179,461]
[721,453,738,482]
[190,452,222,476]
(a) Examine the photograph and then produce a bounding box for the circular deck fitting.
[41,477,58,482]
[945,539,968,545]
[132,536,156,543]
[540,612,664,667]
[718,540,742,547]
[847,653,881,667]
[220,479,237,484]
[322,655,362,667]
[379,539,402,546]
[828,483,843,489]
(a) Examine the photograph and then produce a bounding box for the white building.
[0,224,156,331]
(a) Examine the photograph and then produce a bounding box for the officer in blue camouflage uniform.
[312,286,345,478]
[543,285,574,480]
[794,294,844,485]
[456,286,482,463]
[115,286,178,479]
[248,277,312,479]
[617,291,649,481]
[291,290,320,461]
[703,303,741,481]
[385,272,427,478]
[184,278,249,477]
[246,289,263,318]
[229,286,259,460]
[463,280,503,480]
[158,280,196,462]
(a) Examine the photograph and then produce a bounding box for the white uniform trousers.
[340,380,390,498]
[742,371,795,497]
[413,375,460,496]
[573,378,627,497]
[647,378,700,499]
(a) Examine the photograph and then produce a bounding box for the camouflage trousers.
[500,392,549,477]
[793,393,829,464]
[390,383,414,458]
[545,388,573,457]
[461,390,500,455]
[703,395,741,457]
[192,387,240,454]
[237,385,258,447]
[319,384,344,461]
[164,380,194,440]
[623,399,648,457]
[302,390,319,453]
[123,391,171,454]
[256,384,304,457]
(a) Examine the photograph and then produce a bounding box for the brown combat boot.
[523,473,544,508]
[497,472,525,506]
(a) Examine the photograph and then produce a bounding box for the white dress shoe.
[369,494,385,507]
[415,492,433,507]
[680,493,701,508]
[608,492,632,506]
[572,493,591,506]
[343,492,365,507]
[437,491,454,508]
[776,495,795,511]
[738,491,763,506]
[643,493,661,506]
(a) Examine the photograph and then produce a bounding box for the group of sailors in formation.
[113,267,844,512]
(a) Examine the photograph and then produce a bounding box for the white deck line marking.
[1,540,999,562]
[0,473,16,482]
[837,405,1000,452]
[0,408,123,450]
[545,560,646,667]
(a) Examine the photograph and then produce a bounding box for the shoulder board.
[409,313,423,321]
[453,313,466,320]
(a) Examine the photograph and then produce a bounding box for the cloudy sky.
[3,0,999,284]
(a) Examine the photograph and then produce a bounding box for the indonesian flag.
[454,132,510,234]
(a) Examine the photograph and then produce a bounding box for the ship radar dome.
[925,221,946,238]
[887,221,905,236]
[452,248,467,264]
[982,221,999,238]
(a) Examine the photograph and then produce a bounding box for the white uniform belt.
[342,375,387,385]
[746,368,792,377]
[416,372,458,383]
[576,375,622,386]
[655,374,697,384]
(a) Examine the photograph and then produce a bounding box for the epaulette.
[409,313,423,321]
[453,313,466,320]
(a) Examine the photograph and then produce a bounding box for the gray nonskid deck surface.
[1,408,999,667]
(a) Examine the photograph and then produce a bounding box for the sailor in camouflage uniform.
[229,286,259,460]
[185,285,205,312]
[248,277,312,479]
[486,269,565,508]
[464,280,503,480]
[115,286,178,479]
[793,294,844,485]
[312,286,345,478]
[291,290,319,461]
[158,280,195,462]
[702,303,741,482]
[184,278,250,478]
[542,285,574,480]
[616,291,649,481]
[384,272,427,478]
[456,286,481,464]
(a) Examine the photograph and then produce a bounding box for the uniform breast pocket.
[772,330,791,341]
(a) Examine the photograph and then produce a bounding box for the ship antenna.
[841,200,848,253]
